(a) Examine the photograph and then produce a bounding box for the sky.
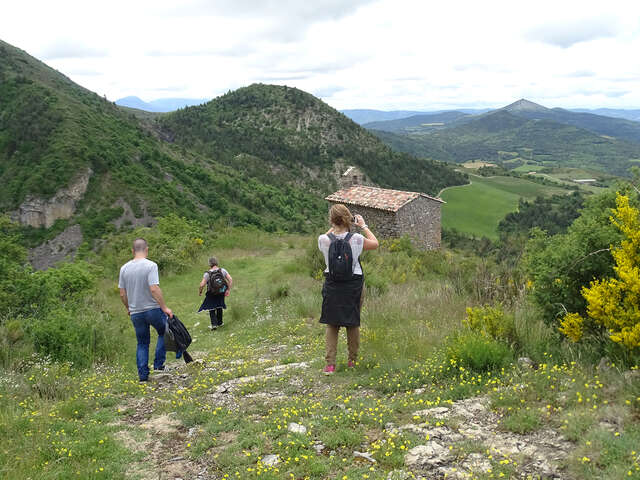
[2,0,640,110]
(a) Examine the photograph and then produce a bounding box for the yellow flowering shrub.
[558,312,584,342]
[560,193,640,348]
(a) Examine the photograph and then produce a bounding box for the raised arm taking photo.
[354,214,379,250]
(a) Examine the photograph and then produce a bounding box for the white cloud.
[1,0,640,109]
[525,15,621,48]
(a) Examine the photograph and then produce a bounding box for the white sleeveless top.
[318,232,364,275]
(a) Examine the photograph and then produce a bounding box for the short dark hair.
[209,256,218,267]
[133,238,148,253]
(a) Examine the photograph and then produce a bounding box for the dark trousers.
[209,308,223,327]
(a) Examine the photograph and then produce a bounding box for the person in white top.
[318,203,379,375]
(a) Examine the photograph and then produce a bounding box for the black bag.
[164,314,193,363]
[327,232,354,282]
[206,269,228,295]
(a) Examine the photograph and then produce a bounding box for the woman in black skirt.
[318,204,378,374]
[198,256,233,330]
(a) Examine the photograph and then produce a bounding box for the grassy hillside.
[158,84,467,197]
[2,230,639,479]
[0,40,330,243]
[441,174,569,238]
[372,110,640,177]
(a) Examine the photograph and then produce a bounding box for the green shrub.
[447,332,513,372]
[302,238,325,277]
[38,260,97,301]
[524,191,623,324]
[269,282,290,300]
[98,213,206,274]
[464,304,515,343]
[364,268,389,296]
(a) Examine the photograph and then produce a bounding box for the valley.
[366,100,640,178]
[440,173,570,239]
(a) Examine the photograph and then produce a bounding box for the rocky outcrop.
[11,170,92,228]
[111,198,155,229]
[28,224,83,270]
[395,396,572,479]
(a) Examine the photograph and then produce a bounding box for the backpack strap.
[344,232,354,242]
[328,233,336,242]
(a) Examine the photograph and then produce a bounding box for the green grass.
[441,175,568,238]
[2,232,640,479]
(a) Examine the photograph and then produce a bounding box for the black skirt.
[198,292,226,312]
[320,274,364,327]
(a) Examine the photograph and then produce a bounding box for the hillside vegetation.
[370,103,640,177]
[2,207,640,478]
[159,84,467,197]
[0,40,330,244]
[1,39,466,255]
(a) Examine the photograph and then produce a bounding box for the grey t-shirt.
[118,258,160,314]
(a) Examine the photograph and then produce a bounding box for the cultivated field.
[441,175,569,239]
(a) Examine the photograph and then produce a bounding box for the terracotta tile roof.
[325,185,444,212]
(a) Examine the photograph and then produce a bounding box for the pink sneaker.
[348,361,356,368]
[323,365,335,375]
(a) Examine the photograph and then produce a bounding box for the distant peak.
[503,98,548,112]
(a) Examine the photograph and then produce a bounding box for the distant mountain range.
[571,108,640,122]
[115,96,209,112]
[343,104,640,125]
[341,108,489,124]
[118,98,640,124]
[366,99,640,177]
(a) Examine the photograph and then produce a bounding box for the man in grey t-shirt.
[119,238,173,382]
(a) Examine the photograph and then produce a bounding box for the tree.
[559,193,640,349]
[524,191,622,323]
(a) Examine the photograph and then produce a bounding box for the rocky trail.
[108,341,576,480]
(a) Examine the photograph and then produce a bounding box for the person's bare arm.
[149,284,173,317]
[355,215,379,250]
[325,227,334,235]
[119,288,130,315]
[225,273,233,290]
[199,277,207,296]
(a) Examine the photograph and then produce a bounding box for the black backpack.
[207,268,227,295]
[164,314,193,363]
[328,232,354,282]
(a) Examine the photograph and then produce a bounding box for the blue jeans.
[130,308,166,380]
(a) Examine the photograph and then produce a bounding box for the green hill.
[502,99,640,144]
[363,111,471,132]
[367,99,640,145]
[0,39,466,260]
[158,84,467,196]
[371,109,640,177]
[0,40,327,245]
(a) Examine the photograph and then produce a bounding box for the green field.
[440,175,568,239]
